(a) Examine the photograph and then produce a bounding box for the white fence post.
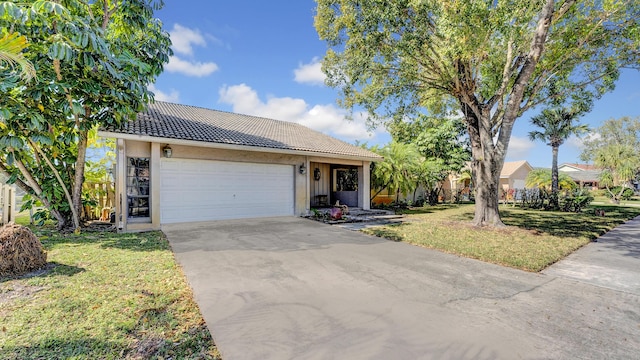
[1,184,17,225]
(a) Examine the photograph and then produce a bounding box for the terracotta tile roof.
[500,160,532,177]
[560,163,600,171]
[102,101,381,160]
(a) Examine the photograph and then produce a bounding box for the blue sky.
[151,1,640,168]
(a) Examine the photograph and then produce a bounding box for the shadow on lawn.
[0,262,85,283]
[396,203,466,215]
[500,205,640,240]
[366,224,407,242]
[33,227,170,253]
[0,337,129,360]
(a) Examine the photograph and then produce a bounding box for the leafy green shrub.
[560,188,594,213]
[605,186,634,200]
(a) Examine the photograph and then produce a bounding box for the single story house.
[440,160,532,202]
[499,160,533,192]
[98,101,381,232]
[560,170,602,189]
[558,163,602,189]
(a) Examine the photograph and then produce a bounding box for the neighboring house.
[558,163,602,189]
[98,101,381,232]
[370,160,533,205]
[441,170,472,201]
[558,163,600,172]
[500,160,533,192]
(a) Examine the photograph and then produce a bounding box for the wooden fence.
[83,182,115,221]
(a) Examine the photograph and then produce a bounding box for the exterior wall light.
[163,145,173,158]
[299,163,306,174]
[314,167,321,181]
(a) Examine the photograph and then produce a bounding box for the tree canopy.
[315,0,640,226]
[0,0,171,230]
[581,117,640,202]
[390,115,470,204]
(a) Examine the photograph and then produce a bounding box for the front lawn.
[364,204,640,272]
[0,227,220,359]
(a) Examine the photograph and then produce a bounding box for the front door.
[332,166,358,207]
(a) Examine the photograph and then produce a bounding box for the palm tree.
[595,143,640,203]
[0,32,36,84]
[525,168,577,191]
[370,141,421,202]
[528,107,589,208]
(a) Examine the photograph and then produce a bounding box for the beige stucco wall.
[115,140,371,231]
[500,165,532,194]
[310,162,331,206]
[508,165,531,189]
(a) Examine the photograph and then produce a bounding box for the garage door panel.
[160,159,294,223]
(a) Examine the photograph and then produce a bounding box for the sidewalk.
[543,215,640,295]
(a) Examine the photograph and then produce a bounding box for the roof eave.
[98,130,382,162]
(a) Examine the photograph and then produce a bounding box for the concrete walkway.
[543,215,640,295]
[163,217,640,360]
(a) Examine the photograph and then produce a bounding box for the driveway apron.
[163,217,640,360]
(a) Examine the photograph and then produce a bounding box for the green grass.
[13,211,32,226]
[364,204,640,272]
[0,227,220,359]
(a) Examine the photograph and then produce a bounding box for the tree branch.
[27,138,80,229]
[0,161,33,196]
[9,149,65,225]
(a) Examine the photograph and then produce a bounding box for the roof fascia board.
[98,131,381,162]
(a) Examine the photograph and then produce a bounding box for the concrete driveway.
[163,217,640,360]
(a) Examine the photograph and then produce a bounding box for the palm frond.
[0,32,36,82]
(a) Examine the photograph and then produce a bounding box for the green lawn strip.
[365,204,640,272]
[0,228,220,360]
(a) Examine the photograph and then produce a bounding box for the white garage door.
[512,179,526,189]
[160,159,294,223]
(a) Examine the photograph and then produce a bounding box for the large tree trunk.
[471,154,505,227]
[462,0,557,226]
[464,105,506,227]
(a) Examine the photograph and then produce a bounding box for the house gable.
[500,160,534,179]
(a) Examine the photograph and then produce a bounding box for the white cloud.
[293,58,326,86]
[567,131,600,150]
[169,24,207,56]
[164,24,219,77]
[165,56,219,77]
[218,83,380,141]
[148,84,179,102]
[506,136,536,161]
